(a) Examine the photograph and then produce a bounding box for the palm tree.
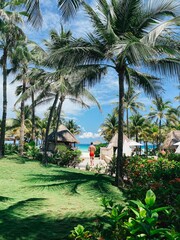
[64,119,81,135]
[149,124,159,149]
[0,0,42,27]
[0,4,26,157]
[114,87,145,138]
[35,72,102,164]
[11,39,35,155]
[6,106,32,143]
[50,0,180,185]
[35,117,48,146]
[129,114,147,143]
[148,97,172,148]
[100,112,118,142]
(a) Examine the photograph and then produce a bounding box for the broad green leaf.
[139,207,146,218]
[152,206,170,213]
[130,200,145,208]
[145,189,156,207]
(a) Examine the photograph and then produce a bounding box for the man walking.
[88,142,96,166]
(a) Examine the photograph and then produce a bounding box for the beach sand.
[76,152,107,171]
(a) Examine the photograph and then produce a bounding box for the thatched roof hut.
[109,133,132,147]
[162,130,180,149]
[48,125,79,144]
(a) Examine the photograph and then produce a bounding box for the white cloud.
[79,131,100,139]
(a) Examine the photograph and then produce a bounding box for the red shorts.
[90,152,94,157]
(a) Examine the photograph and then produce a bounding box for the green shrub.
[69,190,179,240]
[5,144,18,155]
[95,143,107,157]
[51,149,81,167]
[24,141,40,159]
[106,155,116,176]
[168,153,180,162]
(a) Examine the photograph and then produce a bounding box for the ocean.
[76,143,155,154]
[76,144,90,153]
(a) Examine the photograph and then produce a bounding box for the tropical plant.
[11,39,36,155]
[0,6,25,157]
[64,119,81,135]
[129,114,148,150]
[49,0,180,186]
[6,106,32,142]
[114,87,145,138]
[100,112,118,142]
[148,97,172,148]
[0,0,42,27]
[70,190,179,240]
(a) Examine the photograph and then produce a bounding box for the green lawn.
[0,155,124,240]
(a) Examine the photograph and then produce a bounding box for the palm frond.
[147,58,180,79]
[128,68,163,98]
[142,16,180,46]
[25,0,42,28]
[58,0,83,21]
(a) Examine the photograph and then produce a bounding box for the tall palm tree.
[35,71,102,164]
[0,5,26,157]
[100,112,118,142]
[49,0,180,185]
[148,97,172,148]
[129,114,147,143]
[124,88,145,138]
[114,87,145,138]
[11,39,35,155]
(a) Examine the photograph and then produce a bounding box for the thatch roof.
[109,133,131,147]
[48,125,79,143]
[162,130,180,149]
[93,141,102,145]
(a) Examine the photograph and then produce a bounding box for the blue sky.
[0,0,179,144]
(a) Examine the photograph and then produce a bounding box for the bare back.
[88,145,96,153]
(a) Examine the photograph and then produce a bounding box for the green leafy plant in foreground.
[70,225,93,240]
[69,190,179,240]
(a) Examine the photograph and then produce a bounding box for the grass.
[0,155,124,240]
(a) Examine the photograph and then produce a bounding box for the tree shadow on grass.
[0,197,100,240]
[0,196,13,202]
[26,169,123,199]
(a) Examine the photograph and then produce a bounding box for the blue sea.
[76,144,89,153]
[76,143,155,153]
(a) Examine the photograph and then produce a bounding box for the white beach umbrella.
[129,141,142,147]
[173,142,180,145]
[175,145,180,153]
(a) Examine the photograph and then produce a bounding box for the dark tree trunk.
[116,67,125,187]
[158,119,162,149]
[54,96,65,147]
[31,91,35,141]
[19,78,26,156]
[0,49,8,158]
[43,93,59,164]
[127,109,129,138]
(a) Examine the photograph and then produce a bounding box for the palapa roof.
[48,124,79,143]
[93,141,102,145]
[109,133,131,147]
[162,130,180,149]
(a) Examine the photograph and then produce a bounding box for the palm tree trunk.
[127,109,129,138]
[19,78,26,156]
[31,91,35,142]
[54,96,64,147]
[0,49,8,158]
[116,67,125,187]
[158,119,162,149]
[43,93,59,164]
